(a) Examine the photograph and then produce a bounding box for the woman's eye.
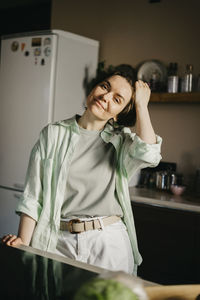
[114,98,120,104]
[100,83,108,90]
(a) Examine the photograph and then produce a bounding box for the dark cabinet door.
[132,202,198,284]
[195,215,200,282]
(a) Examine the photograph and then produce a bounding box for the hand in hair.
[134,80,151,108]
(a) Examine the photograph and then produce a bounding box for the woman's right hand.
[1,234,24,247]
[1,214,36,247]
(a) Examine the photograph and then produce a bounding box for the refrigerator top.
[2,29,99,47]
[52,29,99,47]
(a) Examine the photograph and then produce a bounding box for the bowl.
[170,185,186,196]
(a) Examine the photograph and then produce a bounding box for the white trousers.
[55,219,134,274]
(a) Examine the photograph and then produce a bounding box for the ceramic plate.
[137,60,167,83]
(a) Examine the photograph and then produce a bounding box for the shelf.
[150,92,200,103]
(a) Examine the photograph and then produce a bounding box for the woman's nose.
[102,92,112,102]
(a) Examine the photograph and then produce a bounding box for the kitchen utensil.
[156,171,177,190]
[156,171,168,190]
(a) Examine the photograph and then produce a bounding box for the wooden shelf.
[150,92,200,103]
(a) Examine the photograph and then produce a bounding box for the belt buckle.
[68,219,81,234]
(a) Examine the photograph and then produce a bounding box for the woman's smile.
[94,99,105,110]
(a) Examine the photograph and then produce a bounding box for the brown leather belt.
[60,216,121,234]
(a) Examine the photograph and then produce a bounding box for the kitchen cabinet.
[132,202,200,284]
[150,92,200,103]
[196,216,200,281]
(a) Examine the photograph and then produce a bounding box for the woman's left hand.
[134,80,151,108]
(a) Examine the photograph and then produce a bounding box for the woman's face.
[86,75,133,122]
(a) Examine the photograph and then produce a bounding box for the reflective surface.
[130,187,200,212]
[0,243,99,300]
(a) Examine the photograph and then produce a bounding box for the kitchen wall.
[51,0,200,184]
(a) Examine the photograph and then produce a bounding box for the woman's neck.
[77,110,107,131]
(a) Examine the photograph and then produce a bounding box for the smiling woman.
[2,64,162,276]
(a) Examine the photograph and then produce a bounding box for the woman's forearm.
[134,80,156,144]
[18,213,36,246]
[135,105,156,144]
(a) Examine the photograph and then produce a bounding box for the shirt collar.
[54,115,122,140]
[54,115,80,134]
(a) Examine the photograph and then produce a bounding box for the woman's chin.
[88,104,105,118]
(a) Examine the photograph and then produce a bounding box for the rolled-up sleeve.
[122,133,162,180]
[16,141,44,221]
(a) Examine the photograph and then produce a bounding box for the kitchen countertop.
[16,244,157,286]
[130,187,200,213]
[0,243,157,299]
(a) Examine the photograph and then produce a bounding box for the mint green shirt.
[16,115,162,275]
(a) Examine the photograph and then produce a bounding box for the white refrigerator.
[0,30,99,236]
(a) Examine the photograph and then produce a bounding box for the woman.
[2,66,162,275]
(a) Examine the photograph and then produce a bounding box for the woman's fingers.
[6,235,17,246]
[1,234,18,246]
[136,80,151,93]
[136,80,150,88]
[135,80,150,91]
[2,234,13,242]
[136,80,142,87]
[11,237,22,246]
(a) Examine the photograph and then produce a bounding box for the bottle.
[150,70,161,92]
[167,62,179,93]
[168,63,178,76]
[181,64,193,92]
